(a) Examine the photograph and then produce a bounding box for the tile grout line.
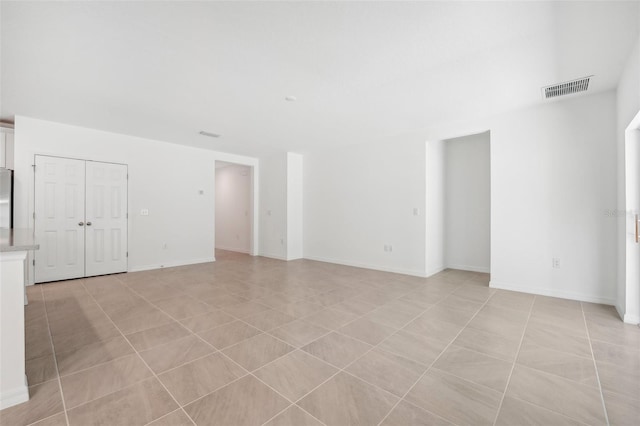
[120,275,329,426]
[580,301,610,426]
[36,270,484,426]
[490,295,536,426]
[79,280,197,426]
[133,279,441,425]
[376,288,498,426]
[291,284,495,424]
[504,394,593,426]
[258,290,462,426]
[39,284,72,426]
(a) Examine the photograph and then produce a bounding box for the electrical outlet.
[140,209,149,216]
[162,243,167,250]
[413,208,419,216]
[552,258,561,268]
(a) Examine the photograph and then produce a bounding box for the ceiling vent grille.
[542,76,592,99]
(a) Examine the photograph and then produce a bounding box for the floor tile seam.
[141,407,183,426]
[323,299,445,349]
[387,397,463,426]
[589,336,640,352]
[256,294,449,426]
[581,302,611,426]
[122,278,237,354]
[55,350,142,381]
[500,394,594,426]
[122,279,324,421]
[598,387,640,403]
[176,340,328,426]
[527,315,590,332]
[468,306,532,323]
[258,401,327,426]
[511,362,602,391]
[459,322,527,344]
[151,291,218,310]
[376,287,496,426]
[485,299,535,313]
[516,338,599,362]
[61,371,157,411]
[491,294,536,426]
[523,322,591,343]
[433,342,520,366]
[426,365,509,395]
[23,411,66,426]
[145,347,222,377]
[253,299,446,423]
[79,281,197,426]
[40,284,72,426]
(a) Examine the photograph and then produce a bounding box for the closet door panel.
[34,156,86,282]
[85,161,128,277]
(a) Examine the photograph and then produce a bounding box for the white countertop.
[0,228,39,252]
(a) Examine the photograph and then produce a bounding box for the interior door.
[85,161,128,277]
[34,155,86,282]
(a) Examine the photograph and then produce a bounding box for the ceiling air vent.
[542,76,593,99]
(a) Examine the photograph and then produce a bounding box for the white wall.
[304,91,617,303]
[304,140,427,276]
[260,153,288,260]
[13,116,271,280]
[286,153,303,260]
[215,164,251,253]
[618,36,640,322]
[486,92,617,304]
[444,132,490,273]
[425,140,445,276]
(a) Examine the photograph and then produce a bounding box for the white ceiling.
[1,1,638,156]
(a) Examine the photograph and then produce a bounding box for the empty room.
[0,1,639,426]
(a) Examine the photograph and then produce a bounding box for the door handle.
[78,222,84,226]
[86,222,92,226]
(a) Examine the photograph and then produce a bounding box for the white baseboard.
[426,265,446,277]
[490,280,616,305]
[303,255,427,278]
[623,312,640,325]
[0,380,29,410]
[259,253,288,261]
[128,257,215,273]
[616,303,626,321]
[445,263,490,273]
[215,245,250,254]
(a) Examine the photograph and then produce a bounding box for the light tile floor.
[1,250,639,426]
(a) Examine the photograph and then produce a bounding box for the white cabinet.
[0,127,15,169]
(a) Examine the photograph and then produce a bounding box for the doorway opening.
[623,110,640,324]
[215,161,254,258]
[426,131,491,277]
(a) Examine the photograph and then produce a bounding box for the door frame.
[425,128,492,277]
[32,154,129,283]
[623,109,640,324]
[212,153,260,257]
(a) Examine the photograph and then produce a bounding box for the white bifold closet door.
[34,155,127,283]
